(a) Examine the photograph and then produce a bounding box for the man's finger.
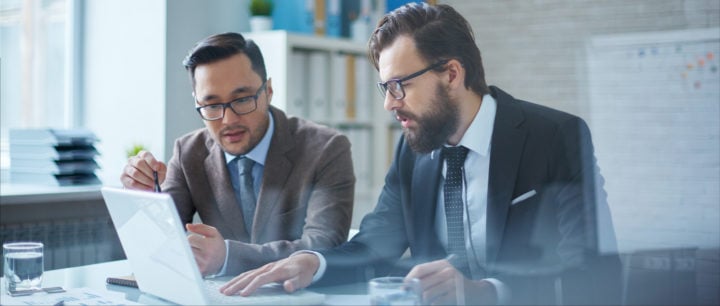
[221,263,275,295]
[407,259,454,291]
[240,268,292,296]
[186,223,218,237]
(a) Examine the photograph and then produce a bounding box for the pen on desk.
[153,170,162,193]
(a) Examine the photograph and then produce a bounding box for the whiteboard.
[586,28,720,253]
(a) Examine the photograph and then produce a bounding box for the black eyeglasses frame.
[195,81,267,121]
[376,59,449,100]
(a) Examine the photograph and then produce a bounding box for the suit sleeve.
[311,135,412,286]
[163,138,196,226]
[224,133,355,274]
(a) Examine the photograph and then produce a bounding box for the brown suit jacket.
[164,106,355,275]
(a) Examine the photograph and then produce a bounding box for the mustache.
[220,125,249,135]
[393,109,417,122]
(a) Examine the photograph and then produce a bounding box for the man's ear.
[445,59,465,90]
[265,77,274,103]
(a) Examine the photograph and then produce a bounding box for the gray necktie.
[442,146,471,277]
[229,156,257,234]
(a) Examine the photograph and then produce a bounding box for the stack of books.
[9,129,101,186]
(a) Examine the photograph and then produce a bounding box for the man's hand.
[219,253,320,296]
[121,150,167,191]
[186,224,226,277]
[407,258,498,305]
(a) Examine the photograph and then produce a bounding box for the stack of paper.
[9,128,101,186]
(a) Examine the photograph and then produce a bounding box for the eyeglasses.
[376,59,449,100]
[195,81,267,121]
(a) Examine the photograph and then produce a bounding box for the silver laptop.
[101,187,326,305]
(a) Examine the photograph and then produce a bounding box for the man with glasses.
[219,3,621,305]
[120,32,355,278]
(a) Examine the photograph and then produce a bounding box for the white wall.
[83,0,167,185]
[83,0,251,184]
[164,0,250,161]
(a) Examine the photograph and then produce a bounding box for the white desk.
[0,260,369,305]
[0,183,102,205]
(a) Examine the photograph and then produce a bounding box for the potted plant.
[249,0,273,32]
[126,144,147,158]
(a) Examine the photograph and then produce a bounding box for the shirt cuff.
[484,278,511,304]
[210,240,231,277]
[291,250,326,283]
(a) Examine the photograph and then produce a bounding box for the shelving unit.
[244,30,390,227]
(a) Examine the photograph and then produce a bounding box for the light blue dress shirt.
[223,110,275,195]
[214,111,275,276]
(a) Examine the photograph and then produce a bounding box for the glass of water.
[368,276,421,306]
[3,242,44,293]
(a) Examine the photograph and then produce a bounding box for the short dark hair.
[182,32,267,87]
[368,2,490,96]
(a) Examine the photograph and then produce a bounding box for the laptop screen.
[101,187,210,305]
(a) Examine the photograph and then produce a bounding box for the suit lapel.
[205,143,250,240]
[486,87,526,266]
[252,108,294,242]
[411,149,444,257]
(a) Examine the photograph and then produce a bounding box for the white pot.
[250,16,273,32]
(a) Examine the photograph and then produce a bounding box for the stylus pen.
[153,170,162,193]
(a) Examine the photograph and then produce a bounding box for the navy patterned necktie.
[442,146,471,276]
[229,156,257,234]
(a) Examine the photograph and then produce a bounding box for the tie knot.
[442,146,469,164]
[236,157,254,175]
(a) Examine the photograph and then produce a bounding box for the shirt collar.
[224,110,275,166]
[449,94,496,157]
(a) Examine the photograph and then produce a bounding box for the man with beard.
[120,33,355,278]
[218,3,621,305]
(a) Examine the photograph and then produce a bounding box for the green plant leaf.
[250,0,273,16]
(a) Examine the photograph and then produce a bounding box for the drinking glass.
[368,276,421,306]
[3,242,44,293]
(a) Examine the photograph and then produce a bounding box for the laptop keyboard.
[204,280,325,305]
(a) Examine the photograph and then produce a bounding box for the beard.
[397,83,460,153]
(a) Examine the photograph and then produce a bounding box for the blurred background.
[1,1,718,305]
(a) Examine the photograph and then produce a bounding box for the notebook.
[100,187,326,305]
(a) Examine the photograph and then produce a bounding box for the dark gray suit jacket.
[316,87,621,305]
[164,106,355,275]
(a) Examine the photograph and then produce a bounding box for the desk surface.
[0,183,102,205]
[0,260,368,305]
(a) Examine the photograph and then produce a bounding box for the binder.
[354,56,372,122]
[304,0,316,34]
[346,128,372,195]
[10,159,99,174]
[313,0,326,35]
[330,53,355,122]
[9,173,102,186]
[326,0,342,37]
[340,0,362,38]
[345,55,357,120]
[288,50,310,118]
[272,0,314,34]
[9,128,102,186]
[9,128,98,146]
[8,144,98,160]
[307,51,330,122]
